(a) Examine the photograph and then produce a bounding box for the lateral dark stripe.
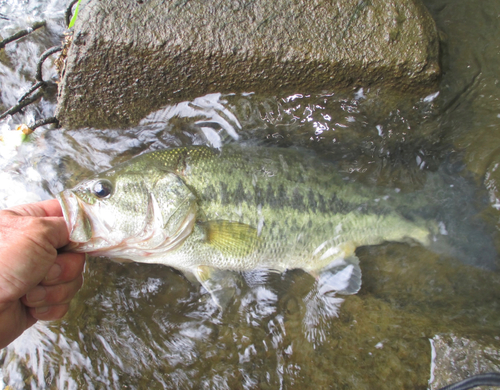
[198,180,379,216]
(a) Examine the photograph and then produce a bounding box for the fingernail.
[26,286,47,303]
[35,306,49,314]
[44,264,62,282]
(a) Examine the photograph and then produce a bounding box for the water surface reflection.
[1,0,500,389]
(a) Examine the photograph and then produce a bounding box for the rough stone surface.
[429,334,500,390]
[56,0,440,129]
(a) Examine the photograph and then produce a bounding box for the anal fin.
[317,255,362,295]
[195,265,241,309]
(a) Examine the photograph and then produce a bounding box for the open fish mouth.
[57,190,93,248]
[56,190,197,259]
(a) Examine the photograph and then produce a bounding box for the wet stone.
[56,0,440,129]
[429,334,500,390]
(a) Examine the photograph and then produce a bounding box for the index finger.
[6,199,63,218]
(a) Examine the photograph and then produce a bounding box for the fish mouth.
[57,190,93,251]
[57,189,197,259]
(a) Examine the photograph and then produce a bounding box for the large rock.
[429,334,500,390]
[56,0,440,129]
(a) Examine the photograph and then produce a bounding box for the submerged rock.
[429,334,500,390]
[56,0,440,129]
[4,240,500,389]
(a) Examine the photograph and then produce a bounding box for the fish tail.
[417,165,497,269]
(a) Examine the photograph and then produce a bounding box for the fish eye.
[92,180,113,198]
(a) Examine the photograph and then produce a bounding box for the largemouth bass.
[57,144,436,305]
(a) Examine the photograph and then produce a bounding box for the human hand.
[0,199,85,349]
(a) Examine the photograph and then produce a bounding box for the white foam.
[429,337,437,387]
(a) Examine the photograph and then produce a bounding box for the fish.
[57,144,436,306]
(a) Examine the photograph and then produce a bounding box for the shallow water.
[1,0,500,389]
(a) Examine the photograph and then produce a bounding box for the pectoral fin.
[204,220,260,257]
[195,265,241,309]
[317,255,362,295]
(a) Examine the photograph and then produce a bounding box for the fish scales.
[57,144,433,303]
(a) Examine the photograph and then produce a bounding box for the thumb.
[8,199,64,218]
[4,199,70,249]
[0,207,70,301]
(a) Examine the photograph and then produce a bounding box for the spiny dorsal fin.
[204,220,260,257]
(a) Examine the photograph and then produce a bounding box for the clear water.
[1,0,500,389]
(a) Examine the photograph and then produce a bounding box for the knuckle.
[43,254,85,286]
[24,221,58,258]
[31,304,69,321]
[35,281,81,307]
